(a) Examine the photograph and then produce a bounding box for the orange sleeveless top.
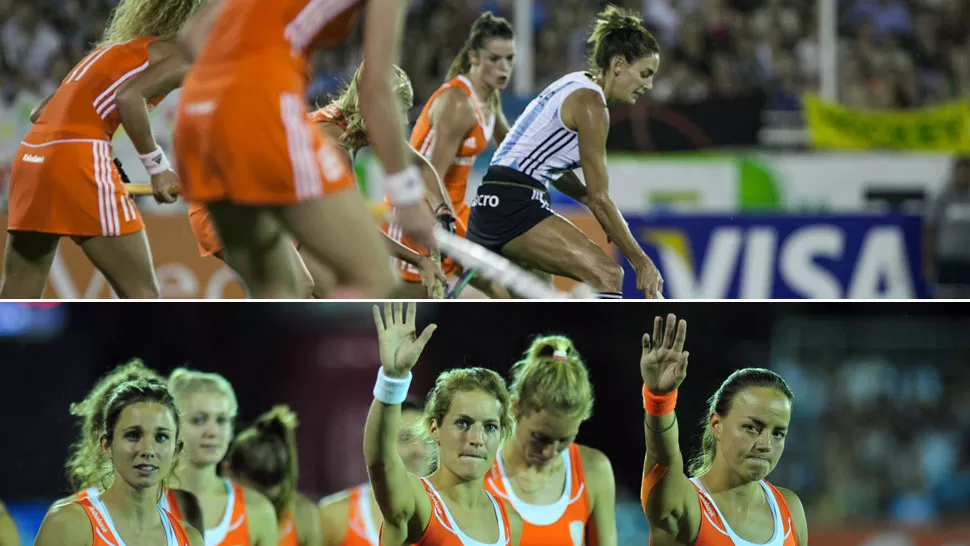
[74,486,182,521]
[187,0,365,96]
[205,480,251,546]
[406,478,511,546]
[337,484,380,546]
[408,75,495,205]
[77,495,190,546]
[278,512,298,546]
[27,38,165,143]
[687,478,798,546]
[485,444,590,546]
[158,488,185,522]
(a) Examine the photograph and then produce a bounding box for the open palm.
[372,302,437,378]
[640,313,689,394]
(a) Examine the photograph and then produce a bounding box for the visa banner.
[622,214,928,299]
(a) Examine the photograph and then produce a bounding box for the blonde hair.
[587,5,659,76]
[65,359,165,491]
[97,0,207,47]
[331,63,413,153]
[420,368,513,458]
[510,336,594,421]
[167,367,239,418]
[446,12,514,113]
[227,406,298,521]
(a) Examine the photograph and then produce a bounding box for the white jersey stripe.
[94,61,150,113]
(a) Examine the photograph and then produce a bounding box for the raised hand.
[640,314,688,394]
[372,302,437,378]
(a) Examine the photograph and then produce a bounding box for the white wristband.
[139,147,171,176]
[385,165,424,206]
[373,368,412,405]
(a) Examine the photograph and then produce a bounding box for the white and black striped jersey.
[490,72,606,188]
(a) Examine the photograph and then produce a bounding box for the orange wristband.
[642,385,677,416]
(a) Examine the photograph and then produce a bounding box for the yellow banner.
[803,94,970,152]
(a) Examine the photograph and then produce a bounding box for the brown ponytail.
[226,406,299,521]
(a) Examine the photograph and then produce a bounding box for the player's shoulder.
[576,444,614,478]
[318,485,356,510]
[433,86,477,120]
[767,482,801,505]
[239,484,275,518]
[293,491,317,518]
[43,500,88,529]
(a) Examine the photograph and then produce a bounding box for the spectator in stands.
[923,156,970,298]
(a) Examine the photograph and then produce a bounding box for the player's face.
[431,389,504,481]
[712,387,791,482]
[397,409,433,476]
[512,407,581,466]
[103,402,179,490]
[473,38,516,91]
[611,53,660,104]
[180,391,234,466]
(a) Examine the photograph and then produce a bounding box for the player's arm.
[563,89,651,268]
[173,489,205,537]
[425,90,476,210]
[33,503,91,546]
[382,232,427,266]
[115,41,189,156]
[29,93,53,123]
[243,488,280,546]
[640,392,700,542]
[550,171,588,205]
[922,194,944,283]
[0,500,21,546]
[294,493,322,546]
[363,393,429,545]
[409,144,450,215]
[178,0,226,61]
[779,488,808,546]
[580,447,618,546]
[359,0,410,177]
[317,494,351,546]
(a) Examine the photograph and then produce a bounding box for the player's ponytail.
[331,63,414,153]
[226,405,299,521]
[586,5,659,76]
[509,335,594,420]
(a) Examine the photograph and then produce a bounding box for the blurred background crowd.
[4,0,970,110]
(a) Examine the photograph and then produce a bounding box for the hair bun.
[527,336,576,362]
[255,405,298,438]
[595,5,643,33]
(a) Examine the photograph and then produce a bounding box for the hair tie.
[552,350,568,361]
